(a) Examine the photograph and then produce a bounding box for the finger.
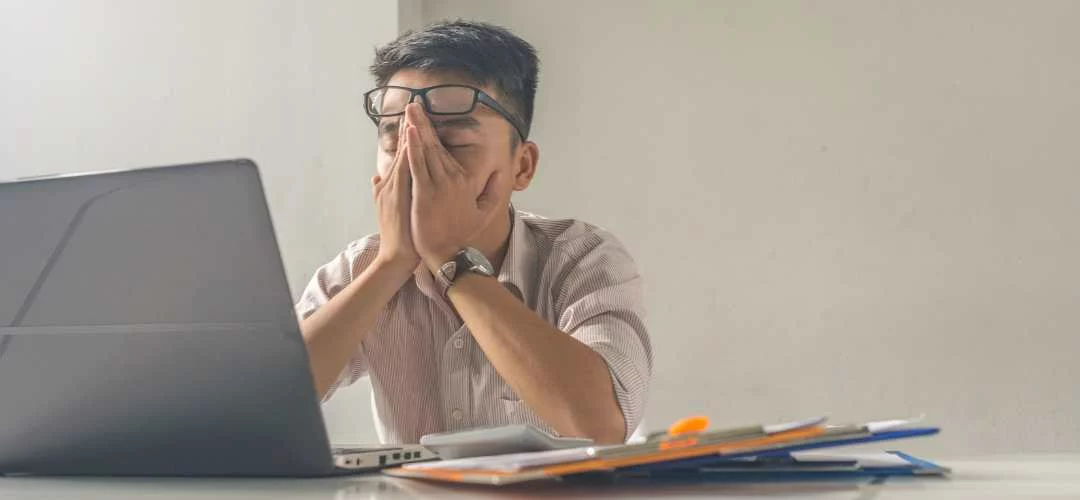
[406,102,441,150]
[389,121,409,176]
[386,150,401,182]
[476,188,502,219]
[394,133,412,188]
[384,149,402,183]
[406,125,434,188]
[405,103,454,178]
[442,148,468,180]
[387,115,408,175]
[476,170,502,211]
[396,114,407,152]
[407,118,449,185]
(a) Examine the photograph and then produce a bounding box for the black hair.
[371,20,539,142]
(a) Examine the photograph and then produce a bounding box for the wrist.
[371,254,419,282]
[423,247,463,274]
[444,270,489,298]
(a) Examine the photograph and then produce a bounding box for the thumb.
[475,171,502,212]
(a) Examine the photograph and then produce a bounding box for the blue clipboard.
[574,450,949,484]
[620,427,940,473]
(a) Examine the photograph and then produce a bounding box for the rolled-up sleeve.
[294,236,379,400]
[553,233,653,441]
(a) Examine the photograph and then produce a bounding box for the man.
[295,21,651,445]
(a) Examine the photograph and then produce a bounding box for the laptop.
[0,159,429,476]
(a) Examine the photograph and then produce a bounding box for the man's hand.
[403,102,503,272]
[302,119,421,399]
[372,117,421,272]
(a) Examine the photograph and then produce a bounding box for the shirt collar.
[496,205,538,304]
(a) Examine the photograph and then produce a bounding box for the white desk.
[2,454,1078,499]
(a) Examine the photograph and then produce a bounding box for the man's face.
[375,69,530,209]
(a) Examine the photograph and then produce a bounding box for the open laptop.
[0,159,429,476]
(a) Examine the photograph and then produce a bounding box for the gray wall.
[0,0,391,444]
[418,0,1080,454]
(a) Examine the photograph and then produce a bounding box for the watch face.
[463,247,495,275]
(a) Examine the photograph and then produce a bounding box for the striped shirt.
[295,207,652,444]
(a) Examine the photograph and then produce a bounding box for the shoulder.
[339,233,382,279]
[294,233,382,317]
[518,210,633,263]
[517,210,644,317]
[306,233,382,287]
[344,233,381,260]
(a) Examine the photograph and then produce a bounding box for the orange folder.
[385,425,830,485]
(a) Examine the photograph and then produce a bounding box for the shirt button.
[453,338,465,349]
[451,409,463,421]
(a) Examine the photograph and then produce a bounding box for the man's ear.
[512,141,539,191]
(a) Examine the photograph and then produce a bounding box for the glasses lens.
[426,86,477,114]
[367,87,412,116]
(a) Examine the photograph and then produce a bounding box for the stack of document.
[383,416,948,485]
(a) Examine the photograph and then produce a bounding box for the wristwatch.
[436,247,495,295]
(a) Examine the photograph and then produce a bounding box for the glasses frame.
[363,84,529,141]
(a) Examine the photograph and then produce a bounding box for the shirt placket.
[441,321,472,431]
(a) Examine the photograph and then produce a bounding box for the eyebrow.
[432,116,483,131]
[378,116,483,137]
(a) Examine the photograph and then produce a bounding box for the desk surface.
[2,454,1079,499]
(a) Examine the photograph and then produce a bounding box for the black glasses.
[363,84,529,140]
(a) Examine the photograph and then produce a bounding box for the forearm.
[448,273,627,444]
[300,257,414,399]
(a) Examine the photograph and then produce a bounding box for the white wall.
[6,0,1079,455]
[0,0,392,444]
[420,0,1080,454]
